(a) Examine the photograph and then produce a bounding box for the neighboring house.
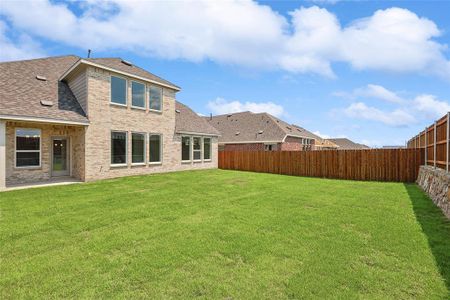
[0,55,219,189]
[314,138,339,150]
[326,138,370,150]
[206,111,321,151]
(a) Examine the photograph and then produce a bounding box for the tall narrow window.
[132,133,145,164]
[131,81,145,108]
[149,134,162,163]
[193,137,202,161]
[111,131,127,165]
[149,85,162,111]
[182,136,190,161]
[110,76,127,105]
[16,129,41,167]
[203,137,211,160]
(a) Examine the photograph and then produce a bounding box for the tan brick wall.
[83,66,217,181]
[5,121,85,185]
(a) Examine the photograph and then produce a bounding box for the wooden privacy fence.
[407,112,449,172]
[219,149,424,182]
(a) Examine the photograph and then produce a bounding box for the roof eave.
[59,59,181,91]
[176,130,220,137]
[0,114,90,126]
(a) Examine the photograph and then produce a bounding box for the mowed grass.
[1,170,449,299]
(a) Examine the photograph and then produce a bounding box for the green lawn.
[1,170,449,299]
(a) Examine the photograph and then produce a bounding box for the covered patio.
[0,118,87,190]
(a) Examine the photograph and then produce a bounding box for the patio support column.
[0,120,6,190]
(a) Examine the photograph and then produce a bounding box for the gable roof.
[175,102,220,136]
[206,111,319,143]
[0,55,89,125]
[326,138,370,150]
[61,57,180,91]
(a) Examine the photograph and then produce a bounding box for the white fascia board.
[60,59,181,91]
[0,115,89,126]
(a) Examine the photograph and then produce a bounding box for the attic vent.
[36,75,47,81]
[175,109,181,113]
[258,130,264,134]
[235,131,240,135]
[121,60,132,66]
[40,100,53,107]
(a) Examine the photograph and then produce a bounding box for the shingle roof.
[84,58,180,90]
[326,138,370,150]
[0,55,89,124]
[175,102,220,136]
[206,111,319,143]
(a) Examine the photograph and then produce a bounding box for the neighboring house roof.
[206,111,318,143]
[0,55,89,125]
[326,138,370,150]
[175,102,220,136]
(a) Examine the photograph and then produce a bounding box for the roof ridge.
[0,54,80,64]
[211,111,252,118]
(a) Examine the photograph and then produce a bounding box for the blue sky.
[1,0,449,147]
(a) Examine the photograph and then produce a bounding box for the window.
[203,137,211,160]
[193,137,202,161]
[16,129,40,167]
[111,76,127,105]
[182,136,191,161]
[149,134,162,163]
[131,81,145,108]
[149,85,162,111]
[265,144,276,151]
[111,131,127,165]
[132,133,145,164]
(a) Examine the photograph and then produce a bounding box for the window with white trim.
[149,85,162,111]
[15,128,41,167]
[193,137,202,161]
[182,136,191,161]
[132,133,145,164]
[131,81,145,108]
[203,137,211,160]
[111,131,127,165]
[149,134,162,163]
[264,144,276,151]
[111,76,127,105]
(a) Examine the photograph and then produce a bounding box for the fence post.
[425,127,428,166]
[447,112,449,172]
[419,132,421,149]
[434,121,437,168]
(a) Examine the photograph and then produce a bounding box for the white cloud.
[0,20,46,61]
[343,102,416,127]
[354,84,404,104]
[0,1,449,79]
[313,131,347,139]
[335,83,449,126]
[313,131,331,139]
[207,97,285,117]
[412,94,450,119]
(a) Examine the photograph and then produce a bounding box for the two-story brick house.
[0,55,219,189]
